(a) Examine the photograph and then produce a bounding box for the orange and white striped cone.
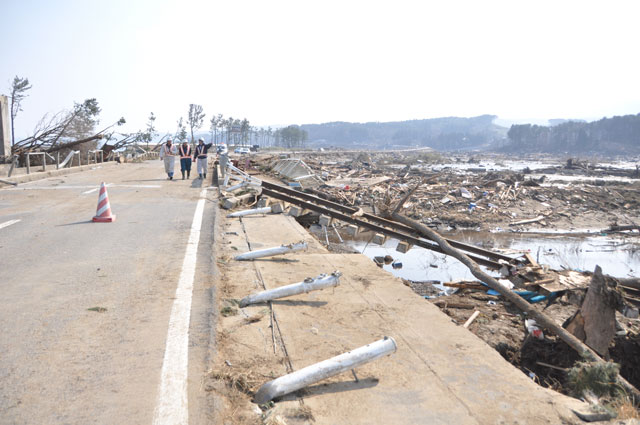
[92,182,116,222]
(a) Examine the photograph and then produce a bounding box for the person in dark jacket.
[179,141,192,179]
[194,138,212,179]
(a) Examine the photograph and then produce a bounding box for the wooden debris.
[509,215,544,226]
[434,300,475,309]
[564,266,625,357]
[463,310,480,328]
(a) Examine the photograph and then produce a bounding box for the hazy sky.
[2,0,639,138]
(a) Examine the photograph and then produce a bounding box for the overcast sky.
[2,0,639,138]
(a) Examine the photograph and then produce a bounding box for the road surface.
[0,161,217,424]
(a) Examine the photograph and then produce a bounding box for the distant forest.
[300,115,505,150]
[504,114,640,155]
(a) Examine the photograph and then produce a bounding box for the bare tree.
[141,112,157,149]
[187,104,205,142]
[9,76,32,146]
[209,113,223,145]
[175,117,187,142]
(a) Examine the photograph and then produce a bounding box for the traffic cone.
[92,182,116,222]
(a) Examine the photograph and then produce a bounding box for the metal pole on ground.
[253,337,397,404]
[239,272,341,307]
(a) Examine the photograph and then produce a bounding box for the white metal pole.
[227,206,272,218]
[253,337,397,404]
[234,242,307,261]
[225,181,247,193]
[239,272,341,307]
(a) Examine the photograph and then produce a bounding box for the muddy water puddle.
[347,231,640,282]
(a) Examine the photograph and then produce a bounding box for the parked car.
[234,147,250,154]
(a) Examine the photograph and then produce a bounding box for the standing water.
[348,231,640,282]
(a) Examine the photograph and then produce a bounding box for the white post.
[239,272,341,307]
[225,181,247,193]
[234,241,307,261]
[253,337,397,404]
[227,206,272,218]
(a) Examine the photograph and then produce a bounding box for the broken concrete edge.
[1,161,119,186]
[221,191,259,210]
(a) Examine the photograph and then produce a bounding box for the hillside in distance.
[300,115,507,150]
[504,113,640,155]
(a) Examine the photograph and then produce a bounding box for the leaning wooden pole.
[391,211,640,402]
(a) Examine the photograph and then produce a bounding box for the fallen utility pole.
[239,272,341,307]
[234,242,307,261]
[261,180,514,265]
[227,206,272,218]
[253,336,397,404]
[391,211,640,402]
[260,184,508,270]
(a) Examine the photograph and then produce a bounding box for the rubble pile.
[261,151,640,232]
[220,150,640,410]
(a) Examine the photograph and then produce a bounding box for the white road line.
[153,188,208,425]
[0,219,21,230]
[0,185,97,191]
[1,184,161,192]
[81,183,115,195]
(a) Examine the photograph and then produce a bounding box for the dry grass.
[208,367,271,395]
[244,309,269,324]
[611,396,640,419]
[287,405,315,422]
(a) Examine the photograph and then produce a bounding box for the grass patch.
[221,306,238,317]
[87,307,107,313]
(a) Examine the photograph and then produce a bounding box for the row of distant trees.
[4,76,310,160]
[504,114,640,154]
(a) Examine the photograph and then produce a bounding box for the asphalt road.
[0,160,218,424]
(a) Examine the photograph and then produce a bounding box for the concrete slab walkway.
[214,213,589,424]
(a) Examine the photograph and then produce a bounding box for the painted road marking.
[0,184,161,192]
[153,188,207,425]
[81,183,116,195]
[0,219,21,230]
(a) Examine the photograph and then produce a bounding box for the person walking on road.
[194,138,212,179]
[219,151,229,179]
[179,141,192,180]
[160,139,177,180]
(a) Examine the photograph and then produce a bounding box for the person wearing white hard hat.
[159,138,177,180]
[194,137,213,179]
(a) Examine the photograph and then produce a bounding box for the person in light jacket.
[194,138,213,179]
[159,139,177,180]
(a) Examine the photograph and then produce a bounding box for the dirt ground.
[418,283,640,395]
